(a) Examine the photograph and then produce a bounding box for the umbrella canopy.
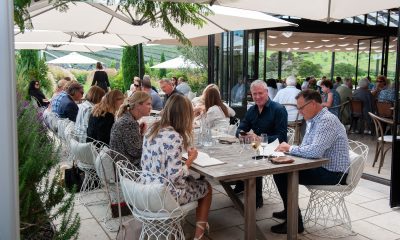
[150,56,200,69]
[14,29,150,46]
[155,0,400,22]
[15,41,122,53]
[25,1,296,43]
[46,52,100,64]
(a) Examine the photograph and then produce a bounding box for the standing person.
[87,90,124,144]
[336,77,353,125]
[159,78,183,106]
[28,79,50,107]
[176,76,192,96]
[57,82,84,122]
[142,77,163,111]
[272,90,350,234]
[91,62,110,93]
[273,76,301,122]
[235,80,288,209]
[141,94,212,240]
[75,86,105,142]
[110,92,152,168]
[320,80,341,117]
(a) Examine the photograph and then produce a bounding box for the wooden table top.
[190,143,328,182]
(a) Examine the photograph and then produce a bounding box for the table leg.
[220,180,266,240]
[287,171,299,240]
[244,178,256,240]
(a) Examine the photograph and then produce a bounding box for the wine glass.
[260,133,268,160]
[250,136,260,157]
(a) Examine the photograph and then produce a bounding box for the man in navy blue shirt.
[235,80,288,209]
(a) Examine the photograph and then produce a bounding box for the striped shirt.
[290,108,350,173]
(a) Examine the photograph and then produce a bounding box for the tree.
[297,60,322,78]
[334,63,355,78]
[159,52,167,78]
[177,46,208,68]
[121,45,144,91]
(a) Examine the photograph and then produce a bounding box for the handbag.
[64,163,85,193]
[110,202,131,218]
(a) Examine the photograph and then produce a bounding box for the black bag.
[64,164,85,193]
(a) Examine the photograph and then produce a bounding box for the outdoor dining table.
[190,141,328,240]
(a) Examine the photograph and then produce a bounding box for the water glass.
[260,133,268,160]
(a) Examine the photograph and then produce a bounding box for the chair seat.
[378,135,400,142]
[77,162,95,170]
[306,184,349,192]
[135,201,198,219]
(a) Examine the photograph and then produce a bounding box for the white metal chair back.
[287,127,295,145]
[116,161,197,240]
[303,140,369,238]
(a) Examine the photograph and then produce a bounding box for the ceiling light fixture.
[282,31,293,38]
[306,40,315,43]
[269,43,277,46]
[321,39,330,42]
[338,37,347,40]
[345,47,354,50]
[268,35,277,39]
[325,44,335,47]
[280,42,288,45]
[304,46,311,50]
[314,45,323,48]
[334,48,341,51]
[293,41,300,44]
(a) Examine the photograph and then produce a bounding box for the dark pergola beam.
[271,19,398,37]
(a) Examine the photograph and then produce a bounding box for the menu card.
[259,139,285,157]
[183,152,225,167]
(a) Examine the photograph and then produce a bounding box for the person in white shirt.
[273,76,302,122]
[176,76,192,96]
[202,87,231,128]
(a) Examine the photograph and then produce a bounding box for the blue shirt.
[51,91,67,114]
[290,108,350,173]
[150,89,163,111]
[236,99,288,143]
[58,95,79,122]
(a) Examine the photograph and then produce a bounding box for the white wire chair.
[303,140,369,238]
[116,161,198,240]
[69,137,103,206]
[92,143,132,232]
[287,127,295,145]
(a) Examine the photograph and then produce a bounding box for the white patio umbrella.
[14,29,150,46]
[25,1,296,43]
[46,52,100,64]
[151,56,200,69]
[15,41,122,53]
[154,0,400,22]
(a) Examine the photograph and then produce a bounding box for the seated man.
[272,89,350,234]
[142,76,163,111]
[235,80,288,209]
[57,82,84,122]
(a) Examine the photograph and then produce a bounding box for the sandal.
[193,221,209,240]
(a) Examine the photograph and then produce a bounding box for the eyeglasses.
[35,83,39,86]
[297,101,312,111]
[134,84,140,87]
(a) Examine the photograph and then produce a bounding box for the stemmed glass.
[250,136,260,157]
[260,133,268,160]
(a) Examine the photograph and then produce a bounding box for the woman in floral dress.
[141,94,212,240]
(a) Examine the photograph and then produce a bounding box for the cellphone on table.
[252,155,265,160]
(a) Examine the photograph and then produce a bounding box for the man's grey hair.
[250,80,268,91]
[143,75,151,82]
[286,76,297,86]
[358,78,369,88]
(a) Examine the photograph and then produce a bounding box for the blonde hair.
[92,90,124,117]
[116,91,151,118]
[147,94,193,149]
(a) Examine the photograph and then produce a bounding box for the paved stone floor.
[70,132,399,240]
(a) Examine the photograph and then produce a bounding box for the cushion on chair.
[346,150,364,187]
[95,146,116,184]
[121,176,180,214]
[70,139,95,166]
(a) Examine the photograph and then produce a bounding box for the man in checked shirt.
[272,89,350,234]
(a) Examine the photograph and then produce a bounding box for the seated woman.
[128,76,141,96]
[141,94,212,240]
[87,90,124,144]
[202,87,231,128]
[110,92,152,168]
[192,84,235,118]
[75,86,105,142]
[320,80,341,117]
[28,79,50,107]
